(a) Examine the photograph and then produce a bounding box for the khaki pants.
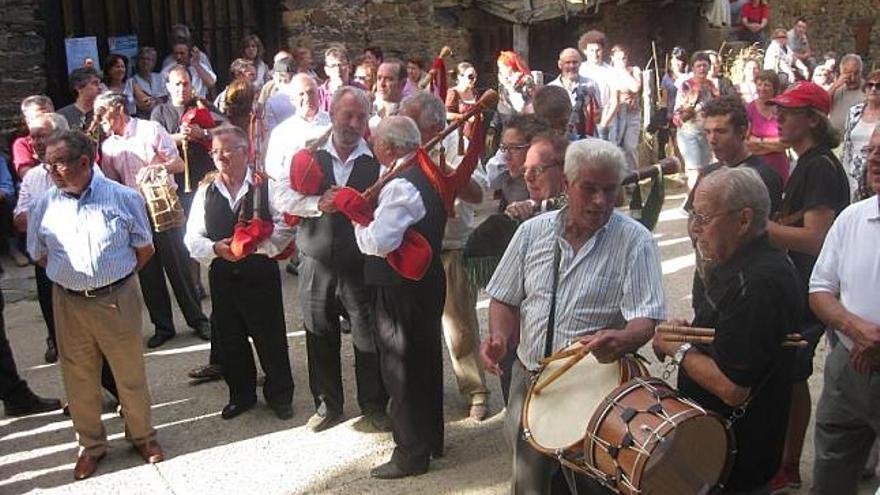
[54,276,155,455]
[441,250,488,406]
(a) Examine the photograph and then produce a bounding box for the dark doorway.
[43,0,281,107]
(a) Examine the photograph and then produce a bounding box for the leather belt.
[60,273,133,298]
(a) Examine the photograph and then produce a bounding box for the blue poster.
[109,35,139,77]
[64,36,100,75]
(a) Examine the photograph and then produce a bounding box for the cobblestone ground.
[1,185,878,494]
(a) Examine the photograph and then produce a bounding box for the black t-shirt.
[684,154,783,215]
[780,145,850,323]
[686,154,784,315]
[679,235,803,491]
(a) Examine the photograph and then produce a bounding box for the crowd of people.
[0,15,878,495]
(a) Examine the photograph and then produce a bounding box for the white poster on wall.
[109,35,139,76]
[64,36,100,75]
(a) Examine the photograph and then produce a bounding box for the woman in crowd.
[746,70,791,183]
[841,69,880,200]
[737,58,761,103]
[294,47,318,80]
[104,54,135,115]
[214,58,257,113]
[445,62,480,140]
[495,50,534,125]
[241,34,269,88]
[674,51,718,190]
[406,56,426,93]
[353,61,377,96]
[127,46,168,119]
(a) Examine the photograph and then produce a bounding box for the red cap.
[767,81,831,115]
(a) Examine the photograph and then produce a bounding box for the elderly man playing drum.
[653,167,803,494]
[480,139,665,494]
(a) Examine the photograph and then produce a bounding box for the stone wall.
[280,0,472,70]
[772,0,878,68]
[0,0,45,147]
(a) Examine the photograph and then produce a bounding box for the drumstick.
[533,347,590,395]
[660,334,809,348]
[183,140,191,193]
[657,325,715,337]
[540,343,587,365]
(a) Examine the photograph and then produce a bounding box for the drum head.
[526,352,622,451]
[641,415,730,494]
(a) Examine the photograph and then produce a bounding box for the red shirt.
[11,136,37,178]
[741,3,769,24]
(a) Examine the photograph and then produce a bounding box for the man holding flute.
[652,166,802,494]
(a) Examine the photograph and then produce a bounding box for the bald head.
[558,47,582,80]
[291,73,320,118]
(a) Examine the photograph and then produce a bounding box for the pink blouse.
[747,101,790,184]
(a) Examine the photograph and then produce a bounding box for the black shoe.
[4,393,62,417]
[44,339,58,363]
[192,321,211,341]
[147,333,173,348]
[306,411,344,432]
[370,461,428,479]
[221,402,255,420]
[363,411,393,432]
[270,403,294,420]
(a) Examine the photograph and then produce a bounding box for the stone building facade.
[0,0,45,145]
[771,0,877,65]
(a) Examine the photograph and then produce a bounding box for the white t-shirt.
[809,196,880,351]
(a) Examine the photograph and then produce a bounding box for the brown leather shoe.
[73,451,106,480]
[134,440,164,464]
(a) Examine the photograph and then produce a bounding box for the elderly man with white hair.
[355,115,448,479]
[399,91,491,421]
[653,166,803,494]
[479,139,666,494]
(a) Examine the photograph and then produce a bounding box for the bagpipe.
[286,89,500,281]
[227,109,296,260]
[462,157,680,289]
[179,98,218,193]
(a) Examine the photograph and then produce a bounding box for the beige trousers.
[54,276,155,455]
[441,250,489,406]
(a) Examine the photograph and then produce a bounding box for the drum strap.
[729,360,783,425]
[543,239,562,358]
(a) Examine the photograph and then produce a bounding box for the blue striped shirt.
[486,208,666,370]
[27,172,153,291]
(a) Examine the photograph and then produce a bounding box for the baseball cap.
[767,81,831,115]
[273,57,296,75]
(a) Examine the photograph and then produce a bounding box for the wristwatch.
[672,343,693,367]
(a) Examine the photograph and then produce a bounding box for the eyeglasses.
[462,73,476,80]
[689,209,737,227]
[861,145,880,158]
[523,164,561,179]
[499,143,529,154]
[210,146,246,157]
[865,82,880,91]
[326,63,347,70]
[43,158,78,172]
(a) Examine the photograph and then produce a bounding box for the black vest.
[204,179,274,274]
[296,149,380,271]
[364,165,447,286]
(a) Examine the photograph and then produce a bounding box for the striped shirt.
[27,172,153,291]
[486,208,666,370]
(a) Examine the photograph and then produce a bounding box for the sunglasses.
[865,82,880,91]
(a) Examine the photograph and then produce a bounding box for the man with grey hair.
[399,91,491,421]
[97,92,212,349]
[354,115,448,479]
[276,85,389,434]
[654,166,803,493]
[480,139,665,493]
[829,54,865,134]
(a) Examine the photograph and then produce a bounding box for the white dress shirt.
[14,166,54,218]
[100,117,180,190]
[273,135,374,218]
[184,168,293,267]
[809,196,880,351]
[548,74,604,108]
[354,154,425,257]
[434,130,487,250]
[264,111,332,181]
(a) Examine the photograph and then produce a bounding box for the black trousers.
[373,264,446,470]
[299,255,387,416]
[211,256,293,407]
[0,290,30,404]
[137,226,207,337]
[35,264,55,344]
